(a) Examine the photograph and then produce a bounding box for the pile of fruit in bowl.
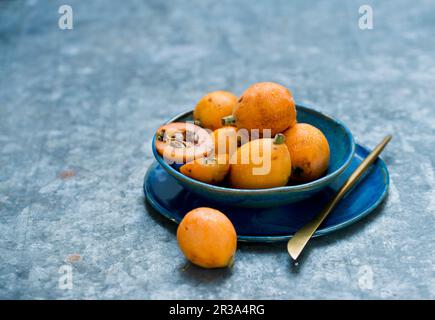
[150,82,358,269]
[153,82,355,208]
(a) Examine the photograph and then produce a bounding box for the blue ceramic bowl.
[152,105,355,208]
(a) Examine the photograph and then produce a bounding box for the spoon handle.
[287,135,392,260]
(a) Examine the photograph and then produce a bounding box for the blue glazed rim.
[144,143,390,242]
[152,105,356,195]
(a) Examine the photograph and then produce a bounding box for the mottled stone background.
[0,0,434,299]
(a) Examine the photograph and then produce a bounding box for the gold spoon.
[287,135,392,260]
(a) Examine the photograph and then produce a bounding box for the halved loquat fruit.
[283,123,330,182]
[177,207,237,269]
[180,154,230,185]
[155,122,213,164]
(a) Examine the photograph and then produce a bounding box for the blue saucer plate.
[144,144,389,242]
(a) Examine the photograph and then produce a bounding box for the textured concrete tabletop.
[1,0,434,299]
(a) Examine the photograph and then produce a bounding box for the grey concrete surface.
[0,0,434,299]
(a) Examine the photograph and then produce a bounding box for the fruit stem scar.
[222,115,236,126]
[274,133,285,145]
